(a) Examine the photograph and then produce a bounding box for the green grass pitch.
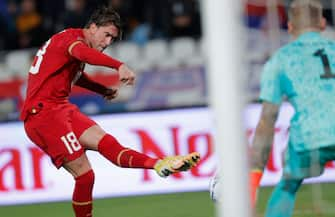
[257,183,335,217]
[2,183,335,217]
[0,191,215,217]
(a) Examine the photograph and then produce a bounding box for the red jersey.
[20,29,85,121]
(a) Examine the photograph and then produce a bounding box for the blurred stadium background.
[2,0,335,216]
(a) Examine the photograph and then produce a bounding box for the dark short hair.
[85,6,123,40]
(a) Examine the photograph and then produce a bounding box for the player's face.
[90,24,119,51]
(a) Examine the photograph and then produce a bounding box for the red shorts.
[24,102,96,168]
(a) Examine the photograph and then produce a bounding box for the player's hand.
[118,64,135,85]
[103,88,118,101]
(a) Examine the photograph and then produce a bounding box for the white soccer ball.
[209,175,221,202]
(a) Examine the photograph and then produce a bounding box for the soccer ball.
[209,175,221,202]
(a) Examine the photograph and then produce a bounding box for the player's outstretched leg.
[98,134,200,177]
[98,134,159,168]
[154,152,201,177]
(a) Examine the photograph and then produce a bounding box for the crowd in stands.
[2,0,322,51]
[2,0,335,52]
[0,0,202,50]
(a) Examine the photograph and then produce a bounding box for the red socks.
[71,134,159,217]
[72,170,95,217]
[98,134,159,168]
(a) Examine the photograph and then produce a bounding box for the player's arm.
[249,51,282,206]
[252,55,282,169]
[75,72,118,100]
[69,41,135,85]
[251,101,279,170]
[249,101,279,206]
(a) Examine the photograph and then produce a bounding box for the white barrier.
[1,105,335,205]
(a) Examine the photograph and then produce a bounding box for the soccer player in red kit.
[20,6,200,217]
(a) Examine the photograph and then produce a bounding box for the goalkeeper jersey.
[260,32,335,151]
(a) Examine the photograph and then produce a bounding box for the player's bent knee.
[63,154,93,177]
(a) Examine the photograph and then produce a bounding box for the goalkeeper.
[250,0,335,216]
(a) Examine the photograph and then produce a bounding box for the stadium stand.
[142,39,169,67]
[170,37,197,65]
